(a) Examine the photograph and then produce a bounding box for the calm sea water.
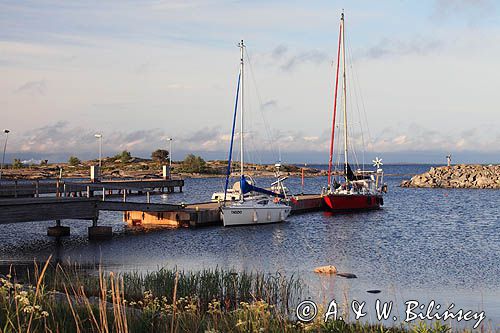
[0,164,499,328]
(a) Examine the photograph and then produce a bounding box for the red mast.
[327,14,343,186]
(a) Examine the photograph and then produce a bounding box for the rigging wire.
[245,48,279,162]
[346,34,374,168]
[345,35,364,171]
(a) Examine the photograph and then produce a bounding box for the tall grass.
[0,259,491,332]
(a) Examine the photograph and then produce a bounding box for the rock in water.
[400,164,500,189]
[314,265,338,274]
[336,272,357,279]
[367,290,381,294]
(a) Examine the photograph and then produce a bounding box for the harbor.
[1,1,499,331]
[1,166,499,329]
[0,182,326,235]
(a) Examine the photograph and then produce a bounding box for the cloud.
[432,0,495,19]
[5,121,499,163]
[280,50,328,71]
[364,124,498,153]
[166,83,191,90]
[271,45,288,59]
[261,100,278,110]
[14,80,46,96]
[361,37,444,59]
[16,122,167,154]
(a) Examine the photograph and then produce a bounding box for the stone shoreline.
[401,164,500,189]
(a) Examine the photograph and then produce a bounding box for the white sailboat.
[220,40,291,226]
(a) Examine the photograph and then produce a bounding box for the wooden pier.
[0,193,326,237]
[0,178,184,198]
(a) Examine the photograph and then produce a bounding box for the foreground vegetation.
[0,260,488,332]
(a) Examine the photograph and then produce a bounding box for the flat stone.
[337,272,357,279]
[314,265,338,274]
[367,290,381,294]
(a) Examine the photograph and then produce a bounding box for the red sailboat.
[323,12,387,212]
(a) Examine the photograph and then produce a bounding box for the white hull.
[221,200,291,226]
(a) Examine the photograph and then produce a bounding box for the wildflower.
[23,306,35,314]
[184,303,197,313]
[41,311,49,317]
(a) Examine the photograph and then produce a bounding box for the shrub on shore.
[68,156,81,166]
[151,149,169,163]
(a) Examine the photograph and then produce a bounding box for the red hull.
[323,194,383,212]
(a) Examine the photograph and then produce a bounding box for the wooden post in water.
[301,167,305,194]
[35,180,39,198]
[147,191,151,203]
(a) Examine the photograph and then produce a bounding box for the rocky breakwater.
[400,164,500,189]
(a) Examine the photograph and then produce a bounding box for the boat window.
[257,200,269,205]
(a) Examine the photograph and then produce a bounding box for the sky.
[1,0,499,164]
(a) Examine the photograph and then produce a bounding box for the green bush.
[68,156,81,166]
[12,158,23,169]
[151,149,169,163]
[114,150,132,163]
[180,154,207,173]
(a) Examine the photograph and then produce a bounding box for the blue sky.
[1,0,499,164]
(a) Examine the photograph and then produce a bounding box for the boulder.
[314,265,338,274]
[400,164,500,189]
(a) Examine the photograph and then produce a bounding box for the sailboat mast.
[341,13,349,178]
[239,40,245,177]
[327,15,343,186]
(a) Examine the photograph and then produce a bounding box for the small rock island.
[401,164,500,189]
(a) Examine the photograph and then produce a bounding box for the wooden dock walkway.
[0,193,325,237]
[0,178,184,198]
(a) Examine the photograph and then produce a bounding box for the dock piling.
[47,219,70,237]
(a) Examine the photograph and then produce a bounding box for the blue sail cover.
[240,175,285,199]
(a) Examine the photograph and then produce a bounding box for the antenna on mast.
[238,40,245,178]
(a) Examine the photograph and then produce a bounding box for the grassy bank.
[0,260,486,332]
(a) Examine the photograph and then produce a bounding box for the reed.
[0,261,490,332]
